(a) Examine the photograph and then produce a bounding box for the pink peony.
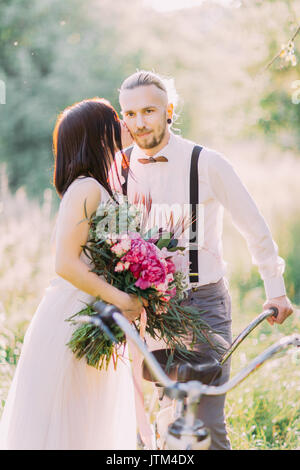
[116,234,179,292]
[166,259,176,274]
[134,257,167,289]
[159,247,176,274]
[121,237,168,290]
[166,286,177,298]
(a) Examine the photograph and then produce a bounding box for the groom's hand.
[263,295,294,325]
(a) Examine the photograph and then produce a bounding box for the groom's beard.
[134,121,167,150]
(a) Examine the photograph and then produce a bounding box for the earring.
[167,118,172,124]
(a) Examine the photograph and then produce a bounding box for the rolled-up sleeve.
[207,151,286,299]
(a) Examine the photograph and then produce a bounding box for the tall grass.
[216,141,300,448]
[0,144,300,449]
[0,165,56,331]
[0,165,56,411]
[225,287,300,450]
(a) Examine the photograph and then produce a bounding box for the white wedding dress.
[0,177,137,450]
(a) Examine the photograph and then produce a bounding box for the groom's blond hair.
[119,70,179,108]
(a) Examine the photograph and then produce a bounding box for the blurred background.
[0,0,300,449]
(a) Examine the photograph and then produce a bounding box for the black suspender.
[189,145,203,284]
[120,144,203,284]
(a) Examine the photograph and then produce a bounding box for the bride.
[0,97,145,450]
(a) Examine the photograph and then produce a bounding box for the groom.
[110,70,293,450]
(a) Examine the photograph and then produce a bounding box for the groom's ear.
[167,103,174,121]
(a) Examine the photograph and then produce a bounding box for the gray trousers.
[180,278,232,450]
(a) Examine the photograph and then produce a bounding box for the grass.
[225,288,300,450]
[0,150,300,449]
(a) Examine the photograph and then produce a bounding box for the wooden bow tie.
[138,156,168,164]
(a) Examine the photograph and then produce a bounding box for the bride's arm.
[54,179,143,320]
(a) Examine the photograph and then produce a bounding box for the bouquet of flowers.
[66,194,214,370]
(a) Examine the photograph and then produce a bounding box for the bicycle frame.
[78,302,300,450]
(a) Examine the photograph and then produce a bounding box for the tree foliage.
[0,0,142,198]
[0,0,299,199]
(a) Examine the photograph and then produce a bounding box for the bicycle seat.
[142,348,222,385]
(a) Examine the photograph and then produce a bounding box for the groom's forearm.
[207,151,287,299]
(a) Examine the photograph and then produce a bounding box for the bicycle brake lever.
[93,300,122,327]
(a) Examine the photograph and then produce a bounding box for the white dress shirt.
[109,132,286,299]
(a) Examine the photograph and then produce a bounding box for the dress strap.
[61,177,110,207]
[75,176,102,187]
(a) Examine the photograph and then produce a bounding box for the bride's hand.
[120,120,133,148]
[117,292,148,322]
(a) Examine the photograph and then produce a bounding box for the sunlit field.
[1,144,300,449]
[0,166,56,411]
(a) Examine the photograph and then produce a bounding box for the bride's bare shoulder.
[63,177,102,197]
[60,177,103,218]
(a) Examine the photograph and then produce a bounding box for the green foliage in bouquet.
[66,303,127,370]
[66,195,216,370]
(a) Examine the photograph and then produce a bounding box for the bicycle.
[78,301,300,450]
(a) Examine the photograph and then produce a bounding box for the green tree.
[0,0,143,199]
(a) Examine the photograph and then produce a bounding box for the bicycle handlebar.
[220,307,278,365]
[184,333,300,398]
[77,300,300,401]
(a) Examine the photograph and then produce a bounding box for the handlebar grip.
[93,300,122,327]
[270,306,279,317]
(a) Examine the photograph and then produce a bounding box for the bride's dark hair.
[53,97,123,198]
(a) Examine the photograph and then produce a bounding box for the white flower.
[115,261,130,272]
[111,243,125,257]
